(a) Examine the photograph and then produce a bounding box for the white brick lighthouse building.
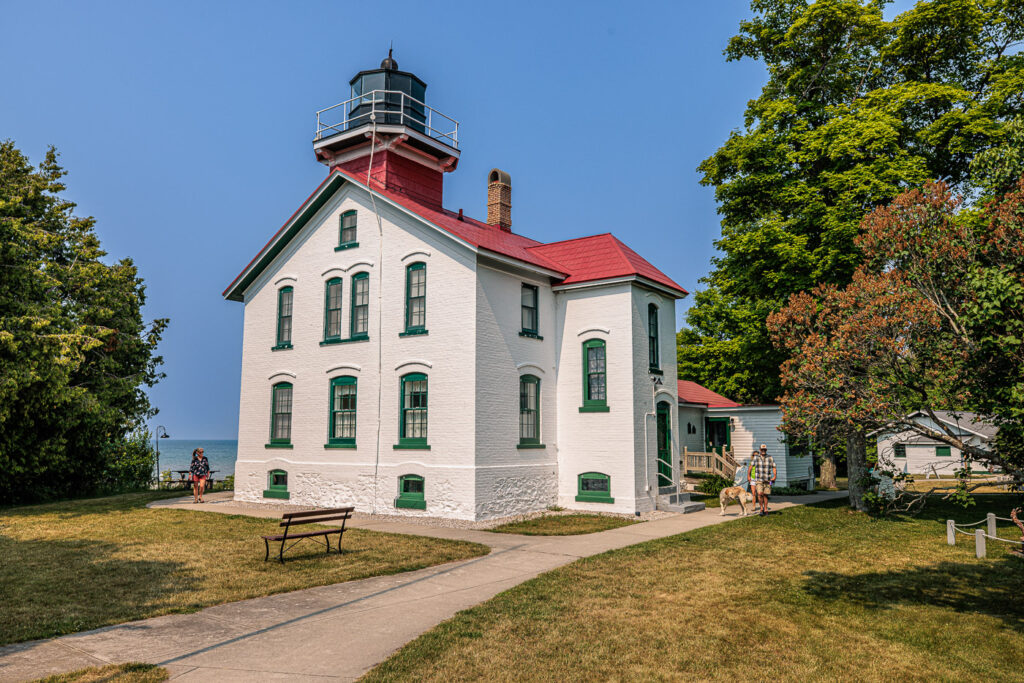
[224,54,688,520]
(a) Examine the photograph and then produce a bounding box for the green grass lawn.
[487,514,639,535]
[33,663,167,683]
[0,492,488,645]
[364,495,1024,682]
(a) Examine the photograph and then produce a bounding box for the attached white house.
[874,410,998,476]
[223,55,691,520]
[677,380,813,487]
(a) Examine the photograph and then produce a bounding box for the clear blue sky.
[3,0,914,439]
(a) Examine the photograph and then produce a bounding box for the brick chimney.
[487,168,512,232]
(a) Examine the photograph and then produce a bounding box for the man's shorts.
[755,481,772,495]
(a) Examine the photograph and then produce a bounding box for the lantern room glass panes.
[351,273,369,338]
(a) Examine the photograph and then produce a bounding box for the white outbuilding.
[873,410,998,477]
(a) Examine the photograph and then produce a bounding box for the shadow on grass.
[801,558,1024,633]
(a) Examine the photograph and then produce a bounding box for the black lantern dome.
[348,50,426,133]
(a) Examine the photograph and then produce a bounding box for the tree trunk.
[819,452,838,490]
[846,430,870,512]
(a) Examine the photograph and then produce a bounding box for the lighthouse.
[312,51,460,208]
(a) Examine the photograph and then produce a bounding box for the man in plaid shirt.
[750,443,777,516]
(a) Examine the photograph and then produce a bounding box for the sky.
[2,0,917,439]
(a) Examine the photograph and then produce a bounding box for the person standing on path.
[734,454,753,491]
[751,444,776,516]
[189,448,210,503]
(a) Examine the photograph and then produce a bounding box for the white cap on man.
[759,443,768,450]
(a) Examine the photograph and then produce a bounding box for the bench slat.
[279,513,351,527]
[282,506,354,520]
[262,528,343,541]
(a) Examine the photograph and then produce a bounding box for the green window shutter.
[894,443,906,458]
[396,474,426,509]
[274,287,294,349]
[405,262,426,333]
[576,472,613,503]
[519,375,541,445]
[521,284,538,334]
[269,383,293,445]
[323,278,343,341]
[339,210,358,247]
[398,373,429,448]
[263,469,290,499]
[328,376,357,445]
[350,272,369,339]
[580,339,609,411]
[648,303,660,370]
[936,445,951,457]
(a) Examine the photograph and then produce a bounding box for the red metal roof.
[529,234,687,295]
[677,380,740,408]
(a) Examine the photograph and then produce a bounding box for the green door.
[656,401,672,487]
[705,417,730,454]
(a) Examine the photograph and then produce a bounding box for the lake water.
[155,439,238,478]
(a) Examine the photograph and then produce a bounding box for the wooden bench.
[262,506,354,563]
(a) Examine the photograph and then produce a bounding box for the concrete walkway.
[0,491,845,682]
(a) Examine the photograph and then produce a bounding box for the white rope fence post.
[975,528,986,559]
[947,519,956,545]
[987,512,996,539]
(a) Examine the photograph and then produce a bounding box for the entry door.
[705,417,730,454]
[656,402,672,487]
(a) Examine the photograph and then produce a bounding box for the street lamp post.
[154,426,170,489]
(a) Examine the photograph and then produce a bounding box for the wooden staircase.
[680,447,739,490]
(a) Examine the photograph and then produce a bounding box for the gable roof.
[677,380,740,408]
[224,169,686,301]
[914,410,998,440]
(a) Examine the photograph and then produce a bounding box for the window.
[323,278,342,341]
[648,303,660,371]
[327,376,356,447]
[520,284,541,338]
[397,373,429,448]
[337,210,358,249]
[350,272,369,339]
[274,287,293,349]
[576,472,613,503]
[936,445,951,457]
[404,262,427,334]
[263,469,289,499]
[396,474,426,509]
[519,375,541,447]
[268,382,293,447]
[894,443,906,458]
[580,339,609,412]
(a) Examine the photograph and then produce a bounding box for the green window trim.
[323,278,343,342]
[398,372,428,448]
[350,272,369,339]
[894,443,906,458]
[519,374,541,446]
[396,474,426,510]
[581,338,608,410]
[338,210,357,247]
[521,283,539,335]
[936,445,952,457]
[516,443,547,449]
[575,472,614,503]
[404,262,427,333]
[263,469,290,499]
[399,329,429,337]
[269,382,293,446]
[320,337,369,346]
[275,286,294,348]
[324,443,356,449]
[271,343,293,351]
[328,375,357,445]
[648,303,660,371]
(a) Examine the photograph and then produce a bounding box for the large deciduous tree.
[0,141,167,503]
[679,0,1024,405]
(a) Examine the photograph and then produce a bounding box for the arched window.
[648,303,660,371]
[263,469,289,499]
[396,474,426,509]
[404,262,427,334]
[350,272,369,339]
[337,210,358,249]
[269,382,293,446]
[274,286,293,350]
[518,375,541,446]
[397,373,429,448]
[328,376,357,446]
[323,278,343,342]
[580,339,609,412]
[576,472,613,504]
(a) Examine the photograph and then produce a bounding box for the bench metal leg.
[264,538,270,562]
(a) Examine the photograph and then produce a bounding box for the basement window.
[263,469,290,499]
[396,474,426,510]
[576,472,613,504]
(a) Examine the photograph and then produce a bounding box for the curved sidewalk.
[0,491,845,682]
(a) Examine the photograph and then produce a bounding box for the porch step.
[656,491,705,514]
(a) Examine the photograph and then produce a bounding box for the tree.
[769,179,1024,512]
[679,0,1024,405]
[0,141,167,503]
